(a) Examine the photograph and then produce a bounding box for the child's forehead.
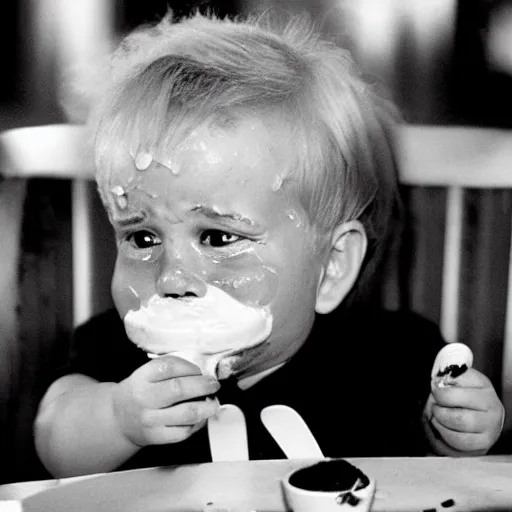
[102,113,297,185]
[175,116,286,165]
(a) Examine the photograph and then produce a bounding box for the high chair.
[1,122,512,483]
[0,124,114,483]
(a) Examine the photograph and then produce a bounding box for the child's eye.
[127,230,162,249]
[200,229,242,247]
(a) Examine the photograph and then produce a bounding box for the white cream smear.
[124,284,273,378]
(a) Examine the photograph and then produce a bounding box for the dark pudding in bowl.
[282,459,375,511]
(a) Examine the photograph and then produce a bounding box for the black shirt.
[60,305,445,470]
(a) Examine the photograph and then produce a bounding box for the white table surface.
[0,456,511,511]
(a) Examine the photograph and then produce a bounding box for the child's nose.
[156,260,207,299]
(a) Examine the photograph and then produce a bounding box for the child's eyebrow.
[191,205,260,229]
[111,212,147,227]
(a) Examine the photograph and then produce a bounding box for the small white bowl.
[282,459,376,512]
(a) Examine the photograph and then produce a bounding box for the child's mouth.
[124,285,273,377]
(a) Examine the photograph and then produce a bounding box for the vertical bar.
[440,187,463,343]
[52,0,114,326]
[0,180,27,481]
[71,180,93,327]
[407,187,446,325]
[502,218,512,430]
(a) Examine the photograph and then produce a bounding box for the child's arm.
[422,368,504,455]
[34,356,220,477]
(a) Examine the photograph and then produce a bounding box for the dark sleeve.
[54,309,147,383]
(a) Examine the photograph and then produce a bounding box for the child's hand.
[111,356,221,447]
[423,368,505,455]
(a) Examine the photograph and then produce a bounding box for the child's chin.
[216,352,252,380]
[216,355,240,380]
[216,342,269,380]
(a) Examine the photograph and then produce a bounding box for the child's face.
[105,116,325,377]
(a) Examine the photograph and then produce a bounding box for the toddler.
[34,11,504,477]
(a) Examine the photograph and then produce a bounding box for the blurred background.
[1,0,512,484]
[2,0,512,128]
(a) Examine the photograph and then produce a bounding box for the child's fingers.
[138,398,219,445]
[144,397,220,428]
[141,421,204,445]
[431,404,486,433]
[144,375,220,409]
[140,355,203,382]
[431,384,493,411]
[442,368,491,388]
[430,415,488,452]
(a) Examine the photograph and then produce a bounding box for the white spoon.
[207,403,249,462]
[260,405,324,459]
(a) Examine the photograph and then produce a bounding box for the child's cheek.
[111,260,153,318]
[209,257,278,308]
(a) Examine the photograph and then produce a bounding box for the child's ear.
[315,220,368,314]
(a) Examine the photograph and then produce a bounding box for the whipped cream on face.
[124,284,273,377]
